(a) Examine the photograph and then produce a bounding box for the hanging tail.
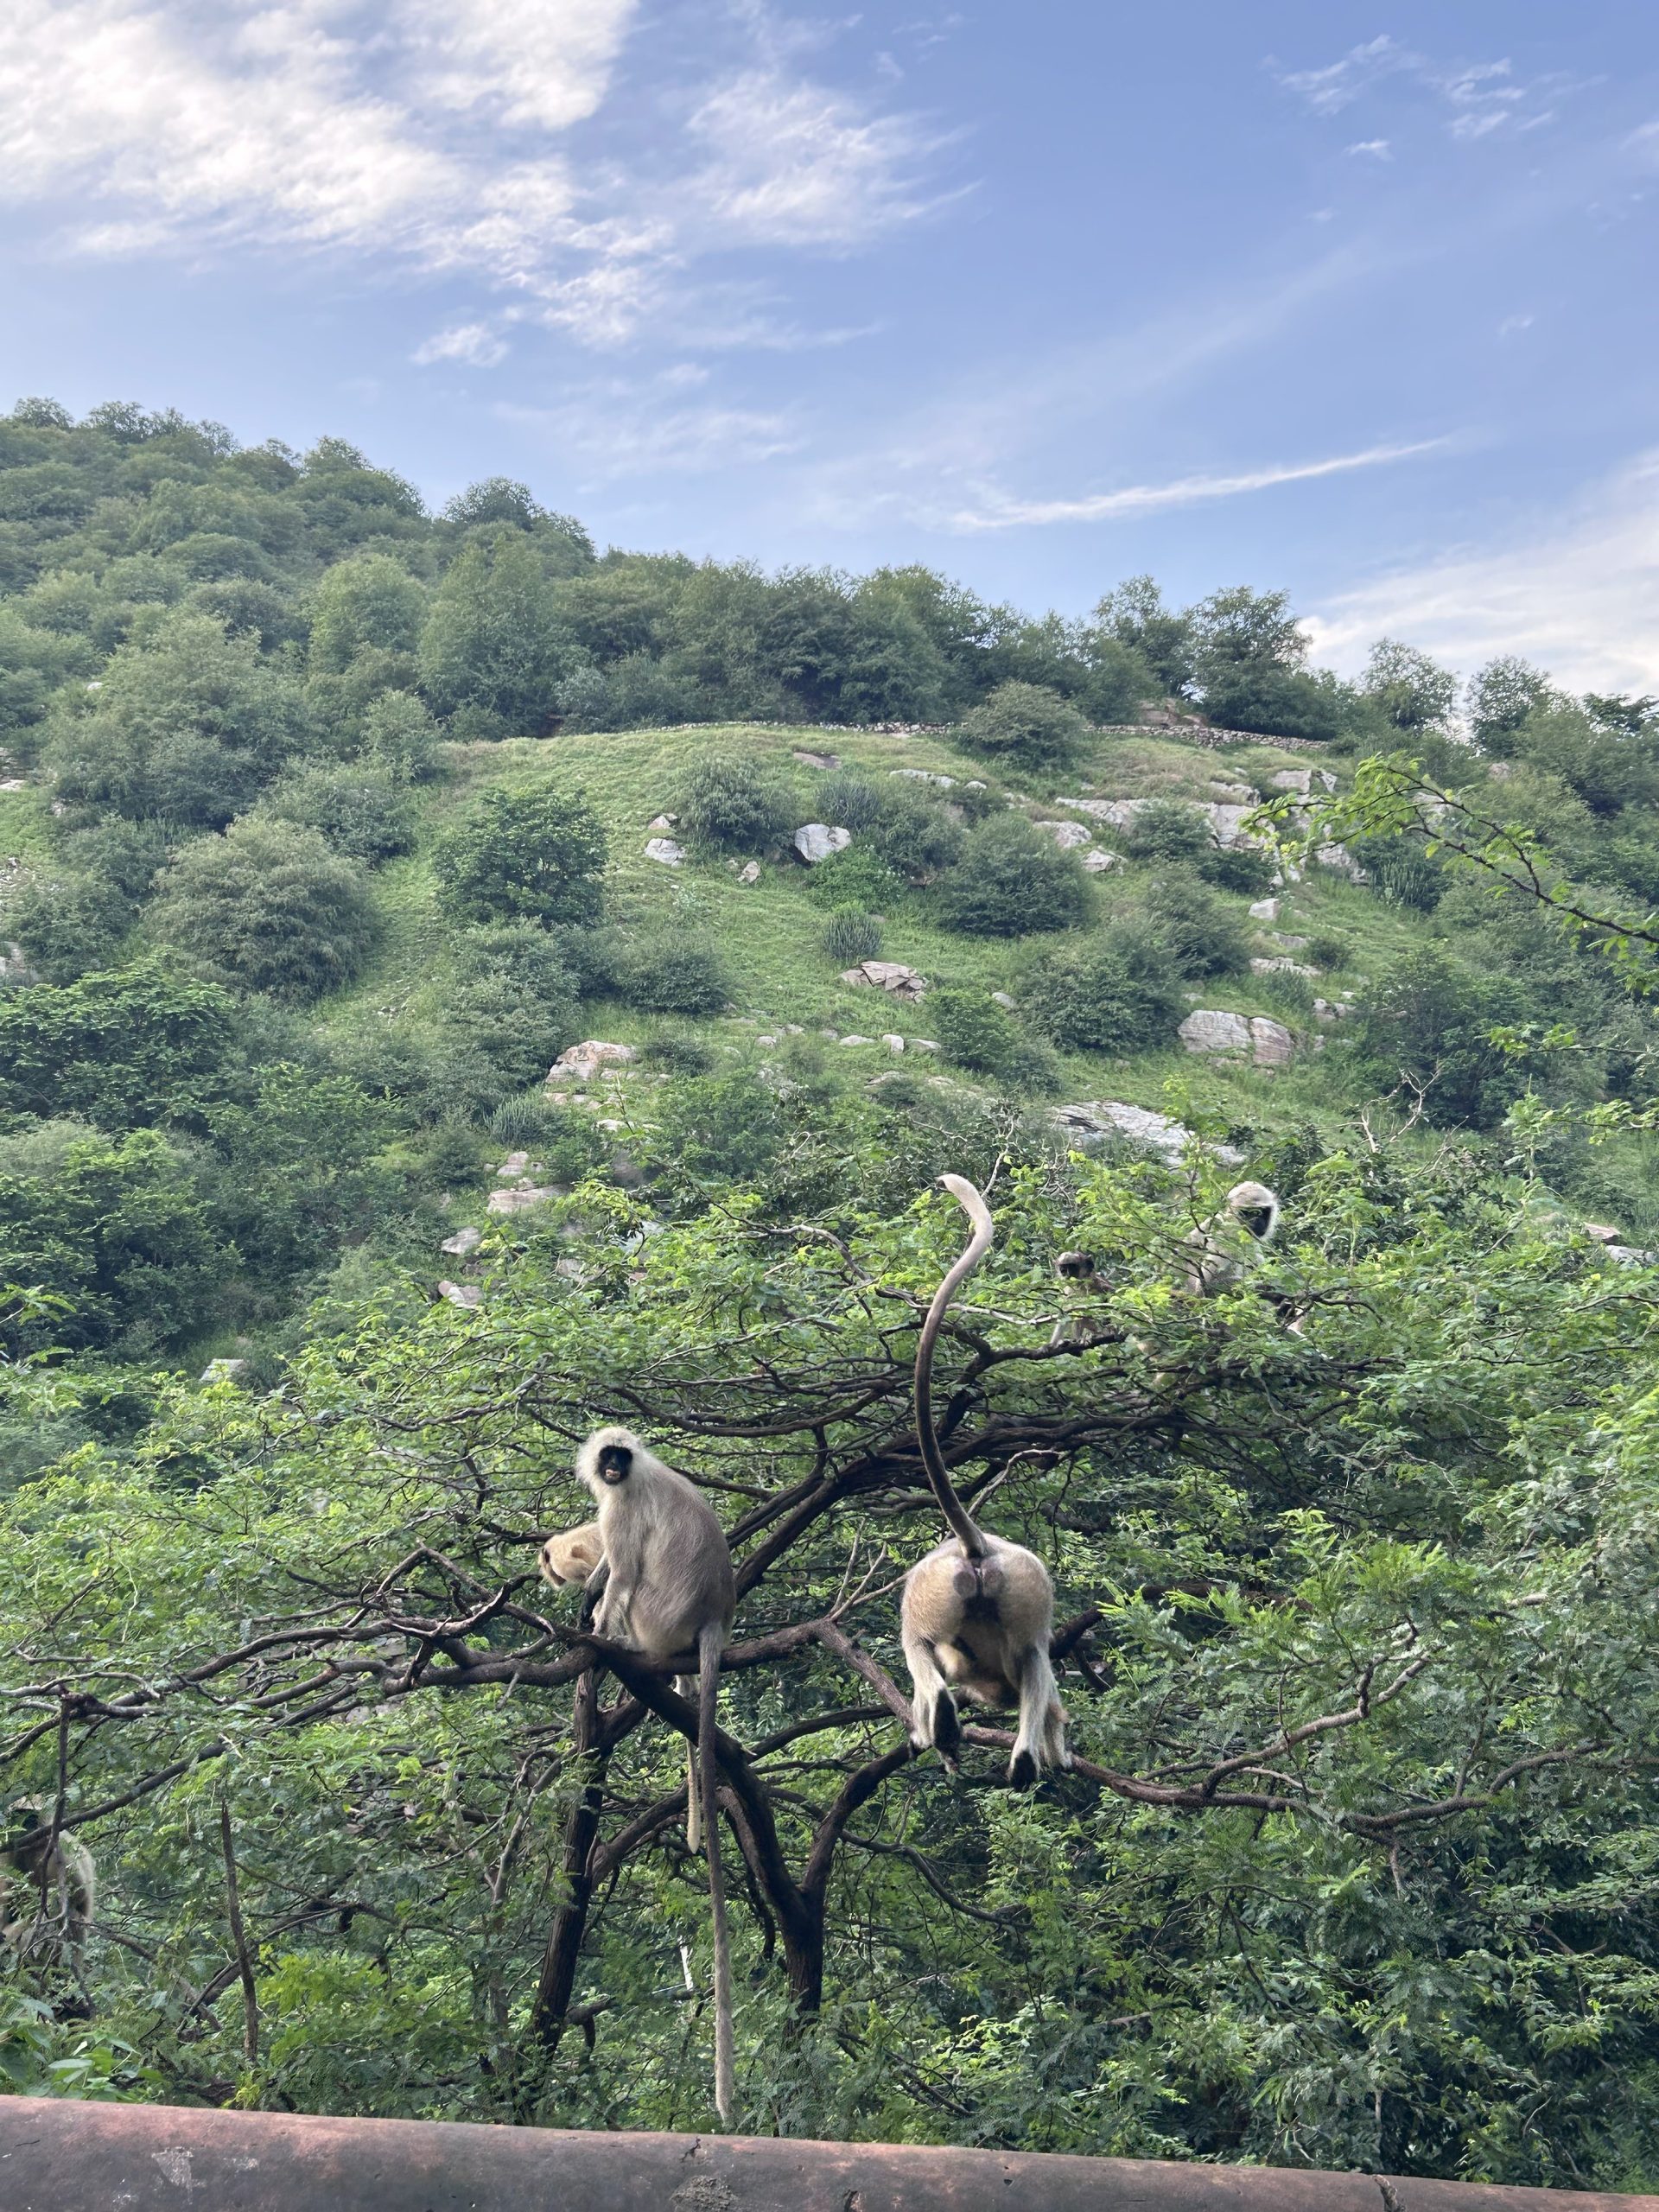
[677,1675,701,1850]
[699,1619,734,2124]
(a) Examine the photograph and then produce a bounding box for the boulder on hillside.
[792,748,840,770]
[794,823,851,864]
[1081,848,1118,873]
[1249,1016,1294,1066]
[647,812,679,831]
[644,836,686,865]
[550,1039,637,1084]
[437,1280,483,1309]
[839,959,928,1001]
[440,1226,483,1257]
[1249,897,1281,921]
[1179,1008,1251,1055]
[1038,819,1092,849]
[1051,1097,1244,1167]
[738,860,761,884]
[889,768,955,786]
[1250,957,1317,977]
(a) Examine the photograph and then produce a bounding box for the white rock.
[550,1039,637,1084]
[913,1038,940,1052]
[839,959,928,1001]
[990,990,1016,1009]
[440,1226,483,1257]
[1315,842,1368,882]
[646,812,679,831]
[792,747,840,770]
[1205,803,1266,849]
[881,1033,906,1053]
[1038,819,1092,849]
[889,768,956,786]
[487,1185,557,1215]
[645,836,686,866]
[1179,1009,1252,1055]
[755,1033,778,1046]
[964,779,987,791]
[784,1023,805,1034]
[794,823,852,864]
[437,1280,483,1309]
[198,1357,247,1384]
[1249,898,1281,922]
[1269,768,1313,794]
[0,779,24,793]
[1250,1016,1295,1066]
[738,860,761,884]
[840,1033,875,1047]
[1050,1098,1244,1168]
[1583,1221,1623,1245]
[1081,848,1118,873]
[1250,957,1317,977]
[1605,1245,1657,1268]
[497,1151,531,1175]
[1059,797,1147,828]
[1210,781,1254,801]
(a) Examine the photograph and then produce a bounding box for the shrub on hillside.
[822,907,884,965]
[639,1032,717,1076]
[677,753,796,854]
[817,770,885,832]
[1137,871,1250,977]
[3,872,131,982]
[929,985,1060,1090]
[955,681,1089,772]
[1021,925,1183,1053]
[616,931,730,1014]
[863,782,964,880]
[260,762,417,863]
[432,785,607,927]
[804,844,906,912]
[149,818,378,999]
[934,813,1090,937]
[489,1091,610,1182]
[1198,841,1276,895]
[1124,799,1211,865]
[435,925,582,1109]
[363,690,443,782]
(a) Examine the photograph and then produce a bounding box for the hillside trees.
[149,818,378,999]
[431,784,607,927]
[3,1152,1659,2177]
[419,535,587,735]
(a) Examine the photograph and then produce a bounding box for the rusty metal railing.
[1,2098,1654,2212]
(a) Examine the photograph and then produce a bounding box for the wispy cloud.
[950,439,1448,531]
[1277,35,1574,142]
[1306,452,1659,690]
[1346,139,1392,161]
[412,321,510,367]
[0,0,945,345]
[501,376,803,476]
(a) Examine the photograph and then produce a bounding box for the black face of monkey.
[597,1443,633,1485]
[1238,1205,1274,1240]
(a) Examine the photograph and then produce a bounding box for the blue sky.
[3,2,1657,688]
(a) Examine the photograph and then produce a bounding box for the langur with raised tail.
[899,1176,1070,1788]
[572,1426,739,2124]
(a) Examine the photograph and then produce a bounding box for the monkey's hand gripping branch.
[914,1173,995,1562]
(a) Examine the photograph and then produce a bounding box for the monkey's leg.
[677,1675,701,1850]
[900,1627,960,1768]
[1010,1643,1063,1789]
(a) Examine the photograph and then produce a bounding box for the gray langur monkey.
[575,1425,739,2124]
[537,1517,706,1853]
[0,1803,95,1974]
[1049,1249,1112,1344]
[1181,1179,1281,1297]
[537,1521,605,1587]
[900,1175,1071,1789]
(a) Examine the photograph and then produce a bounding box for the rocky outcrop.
[550,1040,636,1084]
[839,959,928,1001]
[644,836,686,865]
[1051,1097,1244,1167]
[1250,957,1317,977]
[1179,1010,1296,1065]
[440,1226,483,1258]
[794,823,852,863]
[437,1280,482,1309]
[1248,897,1281,921]
[1037,819,1092,849]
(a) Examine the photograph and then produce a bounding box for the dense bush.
[362,690,443,781]
[804,843,906,912]
[3,870,131,981]
[0,961,238,1127]
[1198,840,1277,894]
[1354,946,1528,1128]
[935,813,1091,937]
[954,681,1089,771]
[816,769,885,831]
[615,930,731,1014]
[928,984,1059,1090]
[149,817,378,999]
[432,784,607,926]
[677,753,797,855]
[434,925,582,1111]
[822,907,884,965]
[1123,798,1211,863]
[1021,925,1183,1052]
[259,761,418,862]
[1136,870,1250,976]
[861,781,964,880]
[417,533,585,736]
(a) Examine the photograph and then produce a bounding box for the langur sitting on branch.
[569,1425,739,2124]
[899,1175,1071,1789]
[537,1521,604,1588]
[0,1802,95,1978]
[1181,1179,1281,1297]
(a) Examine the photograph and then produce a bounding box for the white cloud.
[1279,35,1402,117]
[683,69,946,248]
[1305,452,1659,690]
[1346,138,1392,160]
[0,0,943,344]
[950,440,1447,531]
[1277,36,1572,143]
[412,321,509,366]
